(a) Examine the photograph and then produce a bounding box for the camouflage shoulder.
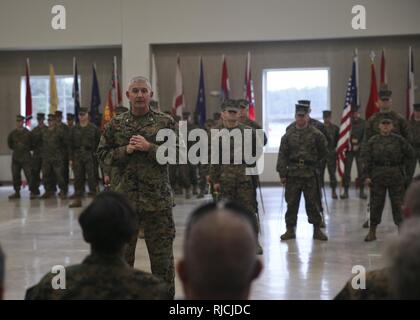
[132,269,171,298]
[309,125,324,137]
[151,109,176,124]
[367,134,381,144]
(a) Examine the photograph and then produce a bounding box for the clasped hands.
[126,135,151,154]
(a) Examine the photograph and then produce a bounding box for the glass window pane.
[263,68,330,152]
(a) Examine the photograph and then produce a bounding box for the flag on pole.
[220,55,230,101]
[337,52,358,178]
[49,64,58,115]
[25,59,33,128]
[365,52,379,120]
[380,48,387,86]
[151,53,159,102]
[73,57,81,123]
[244,52,256,121]
[101,92,113,130]
[195,56,206,127]
[112,56,122,109]
[90,64,101,127]
[407,46,415,119]
[172,55,184,117]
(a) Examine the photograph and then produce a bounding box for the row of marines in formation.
[7,75,420,299]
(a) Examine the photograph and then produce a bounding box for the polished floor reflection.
[0,185,399,300]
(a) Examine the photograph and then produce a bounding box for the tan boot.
[313,226,328,241]
[138,227,145,239]
[364,225,377,242]
[280,227,296,240]
[340,188,349,199]
[69,199,82,208]
[8,192,20,199]
[332,188,338,199]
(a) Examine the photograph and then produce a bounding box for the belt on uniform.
[373,161,400,167]
[289,159,316,167]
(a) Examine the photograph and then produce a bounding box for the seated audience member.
[25,191,169,300]
[0,244,4,299]
[177,201,263,299]
[389,217,420,299]
[402,175,420,218]
[334,177,420,300]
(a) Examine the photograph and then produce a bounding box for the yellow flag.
[49,64,58,113]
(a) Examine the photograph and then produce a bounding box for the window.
[263,68,330,152]
[20,75,81,127]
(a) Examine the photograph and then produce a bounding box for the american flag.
[337,54,358,177]
[406,46,415,119]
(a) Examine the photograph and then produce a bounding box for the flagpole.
[354,48,359,106]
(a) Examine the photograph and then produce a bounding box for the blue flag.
[73,58,81,123]
[90,64,101,127]
[195,57,206,127]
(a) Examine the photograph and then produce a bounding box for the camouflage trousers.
[31,155,43,193]
[73,154,98,196]
[124,206,175,299]
[218,176,260,232]
[370,173,404,226]
[61,155,69,187]
[11,159,33,193]
[284,175,323,227]
[42,159,67,193]
[343,151,364,188]
[321,152,337,189]
[219,176,256,213]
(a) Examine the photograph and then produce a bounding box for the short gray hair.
[128,76,152,89]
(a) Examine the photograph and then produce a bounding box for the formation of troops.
[6,75,420,297]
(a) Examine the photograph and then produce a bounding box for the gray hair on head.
[129,76,152,89]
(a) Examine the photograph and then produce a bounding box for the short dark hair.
[0,244,5,288]
[185,201,258,239]
[79,192,137,253]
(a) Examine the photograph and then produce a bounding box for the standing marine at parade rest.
[276,102,329,241]
[321,110,339,199]
[407,103,420,180]
[361,116,414,241]
[7,115,36,199]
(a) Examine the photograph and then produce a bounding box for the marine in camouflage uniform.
[321,110,339,199]
[334,268,391,300]
[407,103,420,180]
[25,253,168,300]
[209,99,264,254]
[97,76,177,298]
[55,110,70,189]
[101,105,129,192]
[361,117,414,241]
[68,107,101,208]
[7,115,35,199]
[341,104,366,199]
[31,113,48,197]
[40,114,68,199]
[66,113,75,129]
[277,103,329,241]
[363,86,411,184]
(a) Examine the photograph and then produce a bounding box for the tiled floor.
[0,185,399,300]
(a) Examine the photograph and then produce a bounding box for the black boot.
[340,188,349,199]
[364,225,377,241]
[280,227,296,240]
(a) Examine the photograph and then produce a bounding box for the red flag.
[220,55,230,101]
[172,55,184,117]
[380,49,387,86]
[365,57,379,120]
[25,58,32,127]
[244,52,256,121]
[407,46,415,119]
